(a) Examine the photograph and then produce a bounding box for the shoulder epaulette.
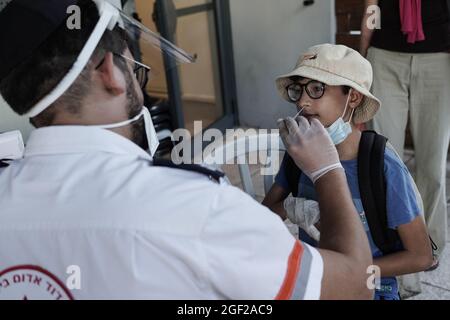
[0,160,10,168]
[152,158,225,183]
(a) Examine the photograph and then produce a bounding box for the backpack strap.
[358,131,400,255]
[152,158,225,183]
[284,154,302,197]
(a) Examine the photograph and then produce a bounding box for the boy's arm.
[375,144,434,277]
[360,0,379,57]
[262,184,289,220]
[373,216,433,277]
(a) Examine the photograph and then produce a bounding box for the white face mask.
[326,92,355,146]
[94,107,160,157]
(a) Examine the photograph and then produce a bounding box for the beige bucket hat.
[275,43,381,124]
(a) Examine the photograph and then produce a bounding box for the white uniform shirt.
[0,126,323,300]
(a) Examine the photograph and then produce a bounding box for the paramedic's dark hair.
[0,0,129,127]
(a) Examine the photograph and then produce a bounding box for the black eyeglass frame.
[95,52,151,90]
[286,80,327,102]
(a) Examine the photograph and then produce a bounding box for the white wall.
[230,0,335,129]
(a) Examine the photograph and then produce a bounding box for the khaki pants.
[367,47,450,257]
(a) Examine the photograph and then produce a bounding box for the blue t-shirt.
[275,147,420,299]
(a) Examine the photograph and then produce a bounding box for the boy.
[263,44,433,300]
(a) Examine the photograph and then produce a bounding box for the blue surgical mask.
[326,92,355,145]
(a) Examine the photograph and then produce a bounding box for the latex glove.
[284,195,321,242]
[277,116,343,184]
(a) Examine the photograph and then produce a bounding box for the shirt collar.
[24,126,152,160]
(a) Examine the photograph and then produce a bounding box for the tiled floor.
[220,147,450,300]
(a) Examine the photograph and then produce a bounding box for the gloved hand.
[284,195,321,242]
[277,116,342,184]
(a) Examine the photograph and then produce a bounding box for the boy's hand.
[277,116,342,183]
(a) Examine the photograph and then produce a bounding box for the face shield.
[20,0,196,156]
[119,4,196,86]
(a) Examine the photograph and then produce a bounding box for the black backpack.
[284,131,401,255]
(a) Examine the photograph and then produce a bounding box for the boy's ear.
[96,52,126,96]
[349,90,364,109]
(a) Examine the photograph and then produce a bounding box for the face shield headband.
[24,0,195,118]
[21,0,195,157]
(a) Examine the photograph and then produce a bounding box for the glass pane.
[134,0,168,97]
[134,0,224,135]
[176,8,224,134]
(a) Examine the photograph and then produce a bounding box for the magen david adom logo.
[0,265,74,300]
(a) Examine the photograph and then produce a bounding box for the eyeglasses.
[286,80,326,102]
[96,53,151,90]
[117,53,151,90]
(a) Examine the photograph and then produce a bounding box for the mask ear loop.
[95,108,145,129]
[347,107,356,124]
[341,89,354,122]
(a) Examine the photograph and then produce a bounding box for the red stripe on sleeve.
[275,240,303,300]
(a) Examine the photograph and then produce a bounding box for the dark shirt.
[371,0,450,53]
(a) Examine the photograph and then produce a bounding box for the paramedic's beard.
[126,78,148,150]
[130,114,147,150]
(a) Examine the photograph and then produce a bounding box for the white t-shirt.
[0,126,323,300]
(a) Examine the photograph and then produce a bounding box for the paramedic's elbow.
[360,287,374,300]
[361,260,375,300]
[345,253,373,299]
[360,278,375,300]
[351,260,374,300]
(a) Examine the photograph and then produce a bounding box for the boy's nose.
[297,97,312,110]
[298,91,312,107]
